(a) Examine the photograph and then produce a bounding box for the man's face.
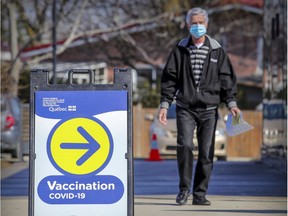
[188,14,208,28]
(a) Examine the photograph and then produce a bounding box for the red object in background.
[5,115,15,129]
[146,133,162,161]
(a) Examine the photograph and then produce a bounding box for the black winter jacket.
[160,35,237,110]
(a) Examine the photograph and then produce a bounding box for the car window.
[1,98,7,112]
[10,98,20,116]
[1,103,7,112]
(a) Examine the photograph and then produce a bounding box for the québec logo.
[43,97,76,112]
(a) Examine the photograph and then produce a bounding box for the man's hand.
[158,108,168,125]
[230,106,241,116]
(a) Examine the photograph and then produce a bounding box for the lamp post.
[52,0,57,84]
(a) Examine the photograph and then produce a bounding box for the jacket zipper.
[196,86,200,110]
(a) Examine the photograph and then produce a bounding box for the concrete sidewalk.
[1,159,287,216]
[135,195,287,216]
[1,195,287,216]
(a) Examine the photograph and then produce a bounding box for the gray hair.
[186,7,209,25]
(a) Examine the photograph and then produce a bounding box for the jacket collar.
[178,35,221,50]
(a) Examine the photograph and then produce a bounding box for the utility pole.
[52,0,57,84]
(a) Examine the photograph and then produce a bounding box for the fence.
[133,105,263,160]
[21,104,30,155]
[226,111,262,160]
[22,105,263,160]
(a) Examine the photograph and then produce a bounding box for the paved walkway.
[1,160,287,216]
[1,195,287,216]
[135,195,287,216]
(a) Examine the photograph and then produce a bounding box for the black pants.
[176,107,218,198]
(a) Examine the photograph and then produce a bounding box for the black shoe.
[176,190,190,205]
[192,197,211,205]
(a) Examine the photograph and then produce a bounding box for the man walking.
[158,7,241,206]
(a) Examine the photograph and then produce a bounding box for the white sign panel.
[33,90,128,216]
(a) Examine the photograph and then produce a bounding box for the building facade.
[262,0,287,170]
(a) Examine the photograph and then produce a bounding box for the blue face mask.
[189,24,207,38]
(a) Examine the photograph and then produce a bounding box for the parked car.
[146,103,227,160]
[1,95,23,159]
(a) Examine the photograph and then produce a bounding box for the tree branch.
[79,12,170,38]
[28,0,89,65]
[119,31,158,66]
[27,10,172,65]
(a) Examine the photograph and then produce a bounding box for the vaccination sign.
[32,90,129,216]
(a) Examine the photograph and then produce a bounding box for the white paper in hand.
[226,113,254,136]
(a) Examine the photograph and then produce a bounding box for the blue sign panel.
[36,91,127,119]
[38,175,124,204]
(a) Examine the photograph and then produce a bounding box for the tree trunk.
[8,3,23,96]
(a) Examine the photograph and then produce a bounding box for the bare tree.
[1,0,190,95]
[1,0,81,95]
[1,0,262,98]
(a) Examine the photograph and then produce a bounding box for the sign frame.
[29,68,134,216]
